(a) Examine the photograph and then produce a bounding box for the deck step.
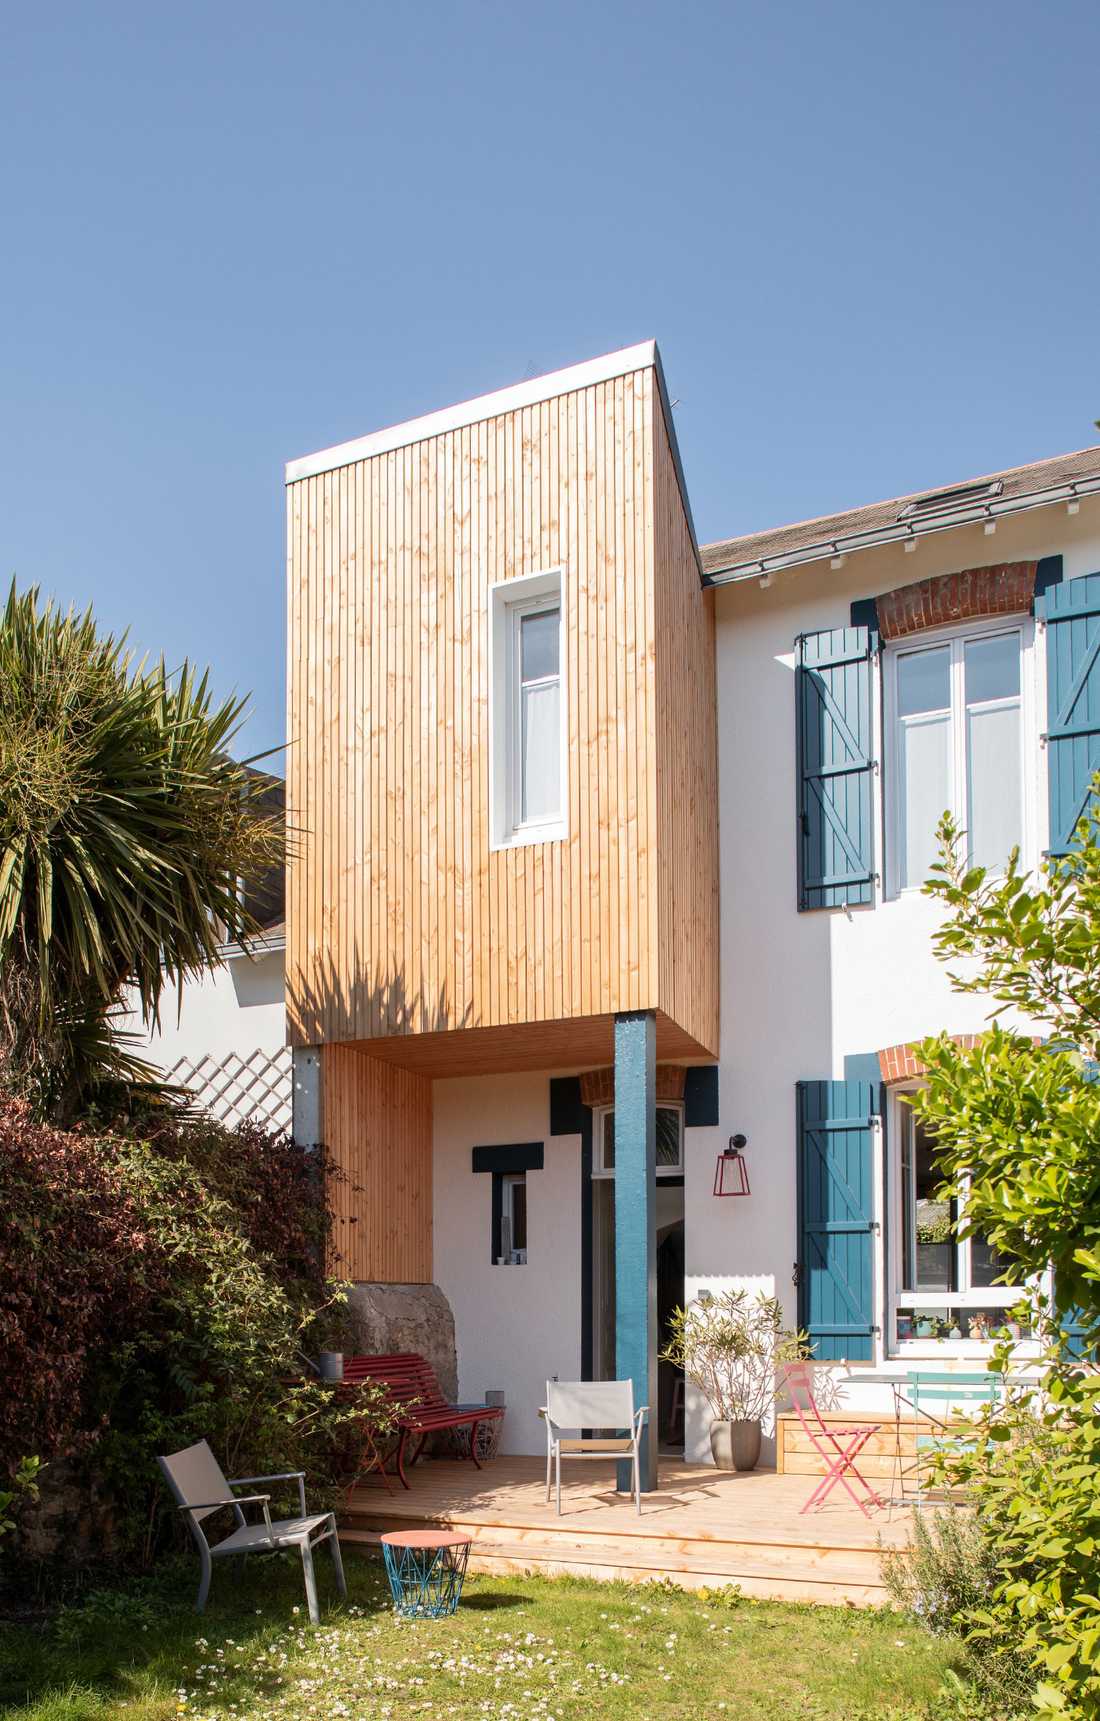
[340,1514,891,1607]
[341,1526,889,1606]
[337,1456,910,1609]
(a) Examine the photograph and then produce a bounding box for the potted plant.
[661,1288,804,1472]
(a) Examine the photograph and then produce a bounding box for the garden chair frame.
[782,1362,885,1518]
[906,1369,1000,1508]
[542,1379,649,1516]
[157,1439,346,1624]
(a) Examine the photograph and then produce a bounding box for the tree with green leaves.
[0,582,283,1120]
[903,800,1100,1719]
[913,803,1100,1336]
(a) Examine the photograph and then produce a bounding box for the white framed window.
[884,619,1035,895]
[888,1086,1044,1353]
[592,1103,684,1179]
[489,568,567,849]
[499,1171,527,1265]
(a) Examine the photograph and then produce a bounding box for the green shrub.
[937,1356,1100,1720]
[901,793,1100,1718]
[0,1098,393,1582]
[883,1509,998,1634]
[883,1507,1032,1715]
[0,1457,42,1543]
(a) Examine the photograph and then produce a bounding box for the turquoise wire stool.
[380,1530,470,1618]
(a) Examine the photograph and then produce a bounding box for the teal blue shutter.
[796,1080,879,1360]
[796,627,876,910]
[1062,1307,1095,1361]
[1041,571,1100,855]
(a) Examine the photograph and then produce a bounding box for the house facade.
[122,781,291,1134]
[282,341,1100,1475]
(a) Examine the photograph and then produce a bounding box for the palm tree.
[0,582,284,1120]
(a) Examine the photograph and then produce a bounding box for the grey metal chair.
[542,1380,649,1515]
[157,1439,346,1623]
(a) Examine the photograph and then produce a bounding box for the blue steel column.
[613,1010,657,1493]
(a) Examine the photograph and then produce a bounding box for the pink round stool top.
[379,1530,470,1549]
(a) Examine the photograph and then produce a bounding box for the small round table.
[380,1530,471,1618]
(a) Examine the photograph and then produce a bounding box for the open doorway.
[590,1103,685,1454]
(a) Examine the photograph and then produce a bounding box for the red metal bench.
[342,1353,504,1490]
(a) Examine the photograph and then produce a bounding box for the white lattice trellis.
[165,1047,292,1135]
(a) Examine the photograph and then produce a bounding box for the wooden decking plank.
[340,1455,910,1607]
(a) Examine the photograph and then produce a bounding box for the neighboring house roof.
[701,444,1100,586]
[218,770,285,956]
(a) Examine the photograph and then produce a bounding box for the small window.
[890,1092,1043,1350]
[514,602,561,825]
[593,1104,684,1177]
[499,1172,527,1264]
[886,623,1028,893]
[490,569,567,848]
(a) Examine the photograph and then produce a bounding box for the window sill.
[885,1343,1042,1363]
[490,822,568,853]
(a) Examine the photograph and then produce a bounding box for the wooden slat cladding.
[287,361,719,1059]
[323,1043,432,1282]
[652,403,720,1056]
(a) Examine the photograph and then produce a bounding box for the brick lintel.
[876,561,1037,642]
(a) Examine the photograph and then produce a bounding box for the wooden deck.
[342,1455,916,1607]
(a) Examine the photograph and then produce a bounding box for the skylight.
[897,479,1004,521]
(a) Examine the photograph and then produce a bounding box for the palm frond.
[0,581,284,1118]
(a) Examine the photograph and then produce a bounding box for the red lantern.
[713,1134,750,1197]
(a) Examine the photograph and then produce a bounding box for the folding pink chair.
[782,1362,884,1518]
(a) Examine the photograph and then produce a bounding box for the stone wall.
[344,1281,458,1399]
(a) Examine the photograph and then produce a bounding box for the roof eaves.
[704,469,1100,587]
[651,343,704,582]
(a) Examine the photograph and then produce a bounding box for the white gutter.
[704,474,1100,586]
[217,930,287,960]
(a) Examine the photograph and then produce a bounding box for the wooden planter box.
[776,1410,949,1480]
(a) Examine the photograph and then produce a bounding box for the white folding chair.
[157,1439,346,1622]
[543,1380,648,1516]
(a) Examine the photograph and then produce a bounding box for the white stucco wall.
[432,1072,584,1456]
[683,496,1100,1458]
[122,948,287,1070]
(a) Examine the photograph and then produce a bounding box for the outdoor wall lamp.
[713,1134,751,1198]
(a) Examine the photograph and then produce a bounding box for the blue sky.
[3,1,1097,756]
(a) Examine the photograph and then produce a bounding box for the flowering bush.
[0,1097,392,1578]
[660,1289,804,1424]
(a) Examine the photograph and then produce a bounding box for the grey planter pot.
[317,1350,344,1382]
[710,1418,762,1472]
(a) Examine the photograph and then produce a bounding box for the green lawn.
[0,1549,972,1721]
